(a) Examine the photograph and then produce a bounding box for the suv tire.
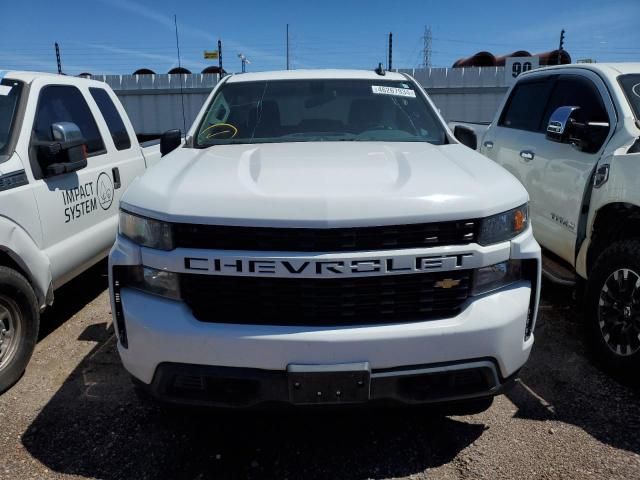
[586,239,640,378]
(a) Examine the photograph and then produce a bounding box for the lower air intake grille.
[181,270,472,326]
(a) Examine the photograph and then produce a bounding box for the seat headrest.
[348,99,382,130]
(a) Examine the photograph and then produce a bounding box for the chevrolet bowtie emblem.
[435,278,461,289]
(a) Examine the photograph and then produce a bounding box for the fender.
[0,216,52,308]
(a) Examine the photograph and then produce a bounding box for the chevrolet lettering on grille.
[183,253,474,278]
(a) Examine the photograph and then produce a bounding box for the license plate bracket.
[287,362,371,405]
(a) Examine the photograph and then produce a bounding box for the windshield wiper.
[278,132,357,140]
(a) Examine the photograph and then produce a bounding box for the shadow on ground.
[507,279,640,454]
[37,259,109,341]
[22,264,485,480]
[22,328,485,479]
[20,276,640,479]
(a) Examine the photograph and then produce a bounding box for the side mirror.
[453,125,477,150]
[546,106,610,153]
[160,129,181,156]
[546,106,581,143]
[38,122,87,177]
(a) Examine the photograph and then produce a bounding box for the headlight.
[472,260,522,296]
[120,265,181,300]
[477,204,529,246]
[119,210,174,250]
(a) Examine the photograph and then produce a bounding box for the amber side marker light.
[514,208,527,232]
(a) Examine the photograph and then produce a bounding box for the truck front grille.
[180,270,471,326]
[173,220,477,252]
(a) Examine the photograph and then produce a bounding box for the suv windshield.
[195,78,446,147]
[0,78,23,157]
[619,74,640,120]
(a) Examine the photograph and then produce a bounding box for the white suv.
[109,69,541,410]
[480,63,640,376]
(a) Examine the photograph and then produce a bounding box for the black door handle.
[112,167,121,189]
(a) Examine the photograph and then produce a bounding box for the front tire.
[586,240,640,378]
[0,267,40,394]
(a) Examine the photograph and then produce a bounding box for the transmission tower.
[422,26,432,69]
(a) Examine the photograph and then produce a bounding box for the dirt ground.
[0,261,639,480]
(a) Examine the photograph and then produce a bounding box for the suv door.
[483,71,614,265]
[29,83,118,287]
[481,75,555,184]
[518,73,613,264]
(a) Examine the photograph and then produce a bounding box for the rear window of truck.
[90,88,132,151]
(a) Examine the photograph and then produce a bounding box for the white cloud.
[97,0,287,70]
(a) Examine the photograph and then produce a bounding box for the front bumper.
[109,228,540,407]
[136,359,519,408]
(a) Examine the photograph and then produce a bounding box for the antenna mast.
[173,14,187,136]
[388,32,393,70]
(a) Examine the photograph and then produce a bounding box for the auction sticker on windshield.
[0,86,11,96]
[371,85,416,98]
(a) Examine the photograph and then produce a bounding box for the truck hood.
[122,142,528,227]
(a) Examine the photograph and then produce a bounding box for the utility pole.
[54,42,62,74]
[218,39,223,80]
[286,24,290,70]
[388,32,393,71]
[421,26,432,69]
[558,29,565,65]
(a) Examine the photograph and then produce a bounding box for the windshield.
[619,74,640,121]
[195,78,446,147]
[0,78,23,157]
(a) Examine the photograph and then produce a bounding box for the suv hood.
[123,142,528,227]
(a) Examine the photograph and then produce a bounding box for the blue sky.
[1,0,639,75]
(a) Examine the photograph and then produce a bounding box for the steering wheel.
[198,123,238,141]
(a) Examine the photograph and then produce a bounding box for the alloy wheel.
[598,268,640,356]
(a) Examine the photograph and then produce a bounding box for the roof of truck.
[225,69,408,83]
[523,63,640,79]
[0,70,108,87]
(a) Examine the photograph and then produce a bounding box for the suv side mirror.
[546,106,610,153]
[160,129,181,156]
[546,106,581,144]
[38,122,88,177]
[453,125,477,150]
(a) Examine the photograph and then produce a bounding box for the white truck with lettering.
[110,69,541,412]
[0,70,182,392]
[478,63,640,376]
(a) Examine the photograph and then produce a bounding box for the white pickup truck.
[475,63,640,376]
[0,71,181,392]
[110,69,541,411]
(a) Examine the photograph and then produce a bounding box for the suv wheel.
[0,267,40,394]
[586,240,640,377]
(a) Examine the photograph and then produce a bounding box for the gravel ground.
[1,261,639,480]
